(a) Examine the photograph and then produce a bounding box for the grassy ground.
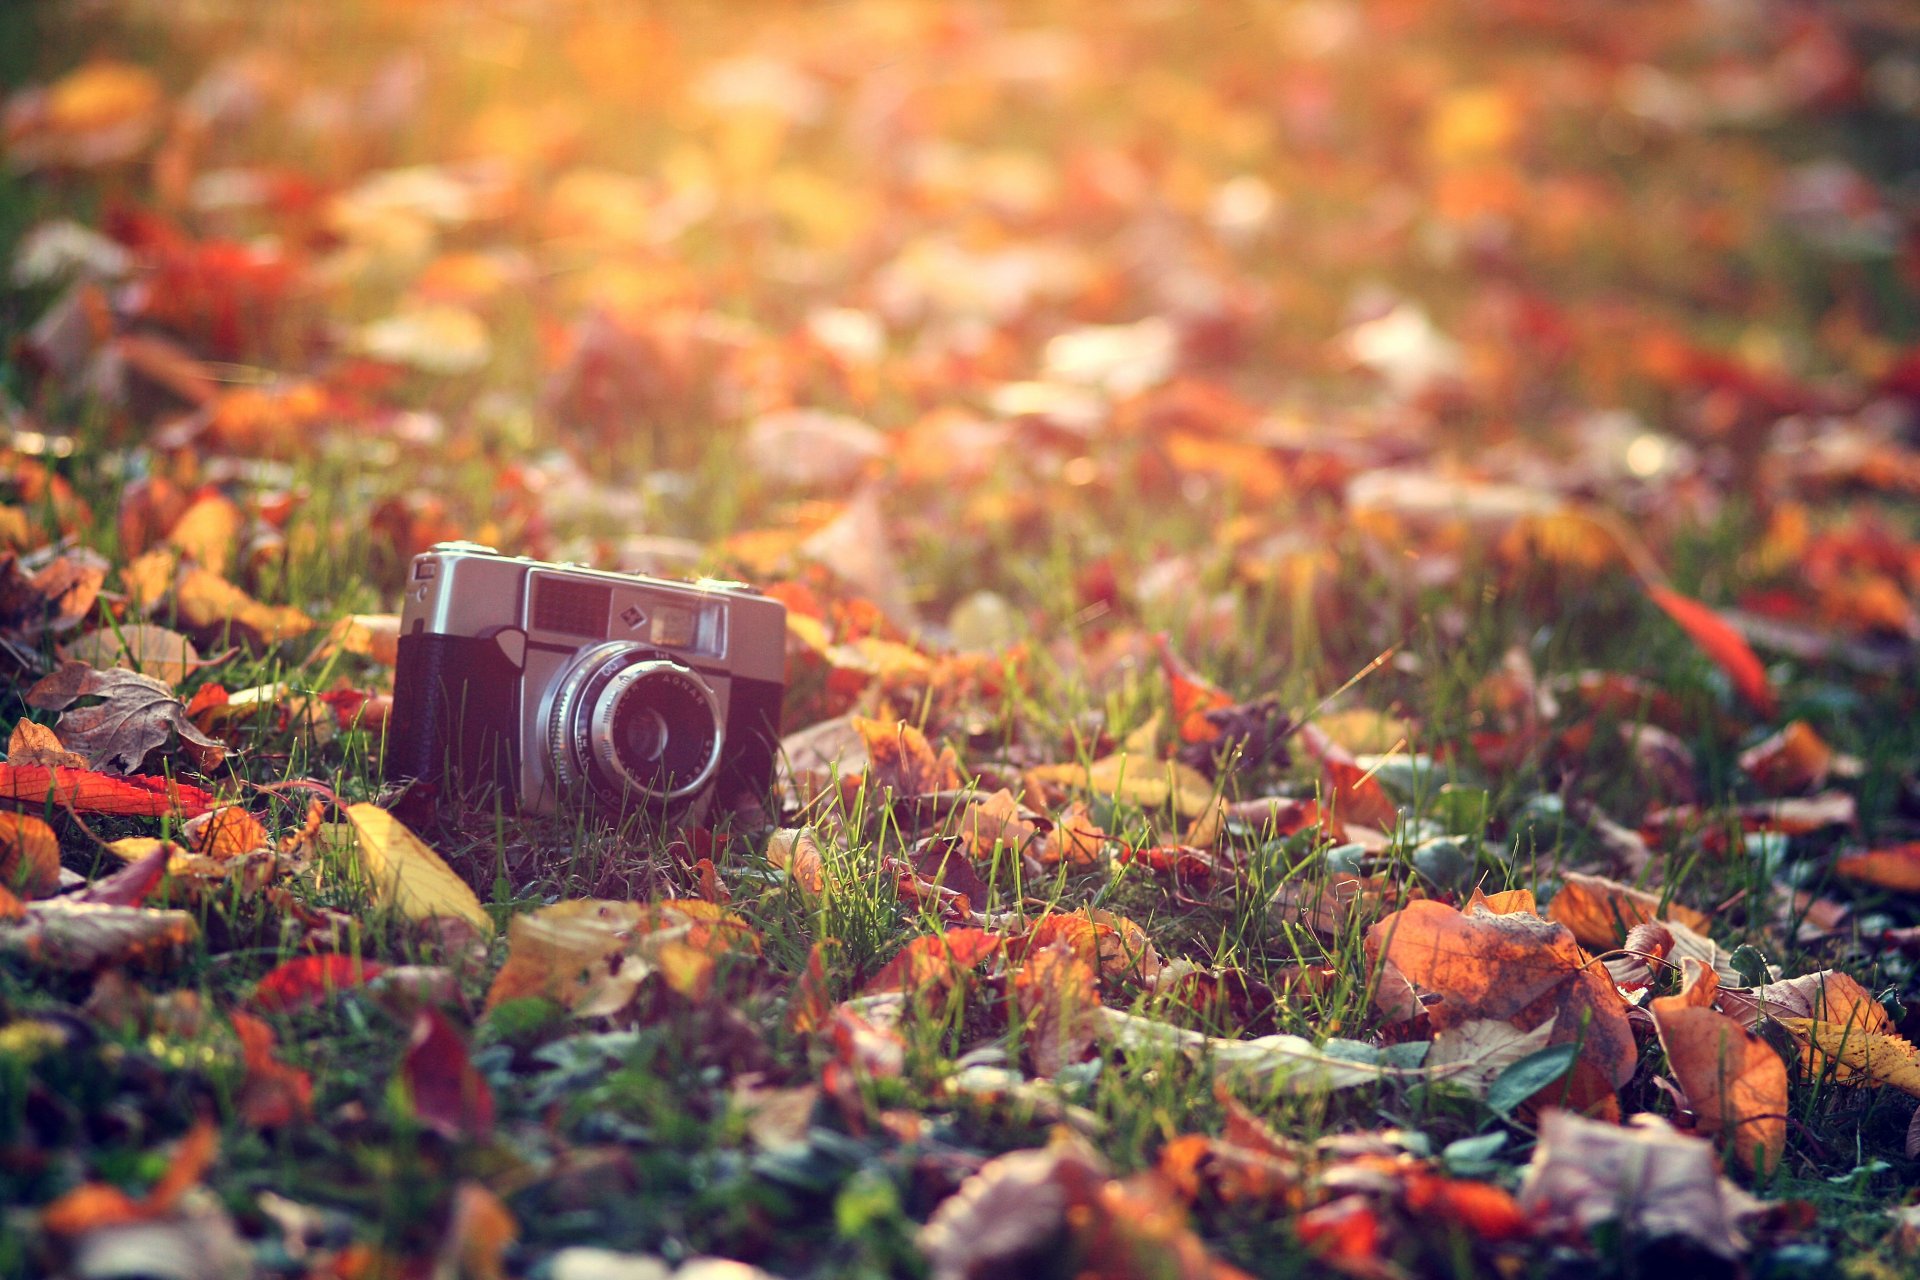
[3,1,1920,1278]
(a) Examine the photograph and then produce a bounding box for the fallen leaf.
[1645,585,1777,718]
[39,1118,217,1237]
[1835,843,1920,893]
[6,719,87,769]
[484,899,645,1011]
[402,1007,494,1140]
[0,897,197,969]
[864,928,1002,998]
[62,623,212,687]
[0,810,61,897]
[766,827,826,894]
[1095,1007,1434,1093]
[1012,942,1101,1076]
[172,566,314,646]
[1027,752,1219,818]
[956,788,1041,860]
[1738,721,1855,795]
[25,661,227,773]
[437,1182,517,1280]
[344,803,492,933]
[252,954,389,1014]
[1518,1110,1769,1259]
[231,1011,313,1128]
[1775,1020,1920,1096]
[186,805,270,857]
[854,716,963,797]
[1547,872,1712,949]
[1650,959,1787,1175]
[1426,1017,1559,1098]
[1367,900,1637,1100]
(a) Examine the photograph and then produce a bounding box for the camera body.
[385,542,785,820]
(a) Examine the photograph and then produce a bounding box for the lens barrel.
[547,642,724,804]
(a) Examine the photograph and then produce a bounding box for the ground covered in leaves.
[3,1,1920,1277]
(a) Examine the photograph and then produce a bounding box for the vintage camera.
[385,542,785,819]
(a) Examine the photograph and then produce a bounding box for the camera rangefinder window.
[648,603,698,649]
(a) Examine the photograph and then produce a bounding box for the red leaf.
[0,763,214,817]
[231,1011,313,1128]
[863,928,1002,996]
[251,954,388,1014]
[1645,585,1777,718]
[76,842,170,906]
[403,1007,493,1141]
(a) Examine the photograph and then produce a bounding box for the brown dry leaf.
[1775,1020,1920,1096]
[1547,872,1711,949]
[766,827,827,894]
[919,1142,1107,1280]
[1517,1110,1770,1260]
[344,803,492,933]
[7,719,87,769]
[1012,943,1102,1077]
[25,660,228,773]
[1717,971,1891,1085]
[853,716,963,797]
[1650,959,1787,1175]
[437,1182,517,1280]
[957,788,1040,860]
[173,565,315,646]
[0,897,197,970]
[61,623,213,687]
[0,810,61,898]
[121,548,177,614]
[1464,887,1537,915]
[1,549,107,640]
[1367,900,1637,1096]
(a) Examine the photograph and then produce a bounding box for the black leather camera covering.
[385,631,522,798]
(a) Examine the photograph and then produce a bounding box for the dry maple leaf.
[25,660,227,773]
[1649,959,1788,1175]
[1517,1110,1771,1259]
[1366,900,1637,1100]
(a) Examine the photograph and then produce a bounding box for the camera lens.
[547,643,725,805]
[602,668,720,796]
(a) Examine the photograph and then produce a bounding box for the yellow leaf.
[0,812,61,898]
[484,899,646,1011]
[344,804,491,933]
[1777,1019,1920,1096]
[1028,753,1217,818]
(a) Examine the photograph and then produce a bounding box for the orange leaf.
[1547,872,1711,949]
[40,1117,217,1236]
[1651,960,1787,1175]
[1835,844,1920,893]
[864,928,1002,997]
[231,1011,313,1128]
[0,763,214,817]
[1155,634,1233,745]
[1013,943,1102,1076]
[0,811,61,898]
[853,716,963,797]
[1645,585,1776,718]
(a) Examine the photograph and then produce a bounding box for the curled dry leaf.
[0,810,62,898]
[1517,1110,1770,1260]
[1649,959,1787,1175]
[484,899,646,1012]
[26,660,228,773]
[863,928,1002,998]
[765,827,826,894]
[1367,900,1637,1103]
[956,788,1040,860]
[7,718,87,769]
[1546,871,1711,949]
[185,805,270,857]
[1426,1017,1559,1098]
[1738,720,1857,795]
[1717,970,1891,1082]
